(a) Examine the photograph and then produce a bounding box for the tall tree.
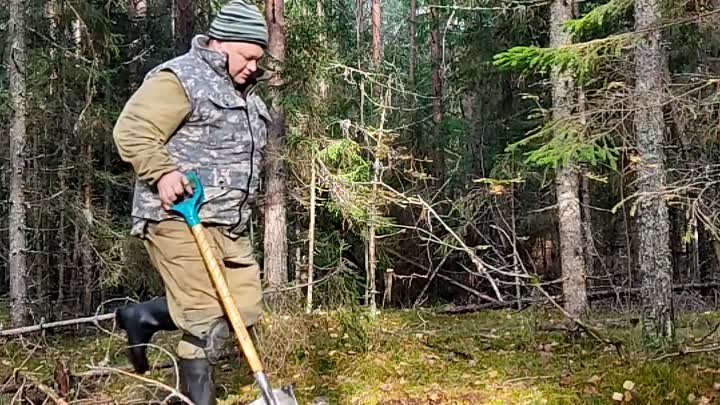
[409,0,416,86]
[550,0,588,318]
[8,0,30,326]
[429,5,445,182]
[264,0,289,287]
[371,0,382,67]
[634,0,674,343]
[175,0,195,53]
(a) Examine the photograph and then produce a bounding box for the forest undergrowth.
[4,301,720,405]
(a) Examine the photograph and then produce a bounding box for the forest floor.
[3,306,720,405]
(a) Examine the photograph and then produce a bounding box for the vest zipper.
[236,105,256,231]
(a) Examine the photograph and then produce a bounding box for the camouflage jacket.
[130,34,270,238]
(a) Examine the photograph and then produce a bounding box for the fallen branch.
[0,360,179,396]
[88,366,194,405]
[652,345,720,361]
[1,371,69,404]
[387,247,501,304]
[24,373,70,405]
[438,282,720,314]
[0,313,115,337]
[434,273,500,303]
[73,360,176,379]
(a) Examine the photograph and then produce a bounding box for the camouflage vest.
[130,35,270,237]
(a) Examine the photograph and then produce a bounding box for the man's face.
[214,41,264,85]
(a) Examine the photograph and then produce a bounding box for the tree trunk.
[581,168,594,283]
[409,0,416,86]
[634,0,674,343]
[128,0,147,91]
[371,0,382,67]
[264,0,288,288]
[368,90,389,318]
[175,0,194,54]
[306,151,317,314]
[8,0,30,327]
[430,6,445,183]
[551,0,588,319]
[356,0,363,65]
[81,142,94,314]
[317,0,327,99]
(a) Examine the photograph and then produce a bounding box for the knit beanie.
[208,0,268,49]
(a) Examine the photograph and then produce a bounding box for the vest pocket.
[194,166,253,190]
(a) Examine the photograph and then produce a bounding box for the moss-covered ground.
[3,308,720,404]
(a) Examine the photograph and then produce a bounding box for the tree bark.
[371,0,382,67]
[8,0,30,327]
[409,0,416,86]
[551,0,588,319]
[174,0,195,54]
[306,151,317,314]
[317,0,327,99]
[264,0,288,288]
[430,5,445,183]
[634,0,674,343]
[581,168,594,282]
[81,143,94,314]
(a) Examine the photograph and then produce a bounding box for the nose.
[247,60,257,73]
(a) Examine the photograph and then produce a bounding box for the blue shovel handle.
[169,171,205,227]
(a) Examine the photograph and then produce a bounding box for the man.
[112,2,271,404]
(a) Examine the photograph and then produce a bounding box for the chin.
[234,76,247,85]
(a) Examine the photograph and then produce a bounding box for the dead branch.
[73,360,176,379]
[0,361,179,396]
[23,374,70,405]
[0,313,115,337]
[652,345,720,361]
[438,282,720,313]
[2,371,69,405]
[434,273,500,303]
[87,366,194,405]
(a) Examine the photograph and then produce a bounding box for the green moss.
[3,309,720,404]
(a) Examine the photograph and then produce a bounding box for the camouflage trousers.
[143,219,263,359]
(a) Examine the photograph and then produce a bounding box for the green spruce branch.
[565,0,634,39]
[493,33,636,80]
[506,117,620,170]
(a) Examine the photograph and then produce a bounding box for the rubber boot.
[115,296,178,373]
[179,358,216,405]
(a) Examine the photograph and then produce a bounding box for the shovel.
[170,171,299,405]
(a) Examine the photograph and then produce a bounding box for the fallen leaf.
[583,385,599,396]
[624,391,633,402]
[380,383,393,392]
[623,380,635,391]
[612,392,624,402]
[688,393,697,403]
[587,375,602,385]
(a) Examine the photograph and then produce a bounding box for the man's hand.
[157,170,194,211]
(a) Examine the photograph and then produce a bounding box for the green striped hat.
[209,0,268,48]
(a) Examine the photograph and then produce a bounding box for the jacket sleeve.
[113,71,191,186]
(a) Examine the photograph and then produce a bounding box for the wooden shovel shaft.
[190,224,264,373]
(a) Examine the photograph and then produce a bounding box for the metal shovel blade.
[247,384,298,405]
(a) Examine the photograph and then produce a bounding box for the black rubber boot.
[179,358,216,405]
[115,296,178,373]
